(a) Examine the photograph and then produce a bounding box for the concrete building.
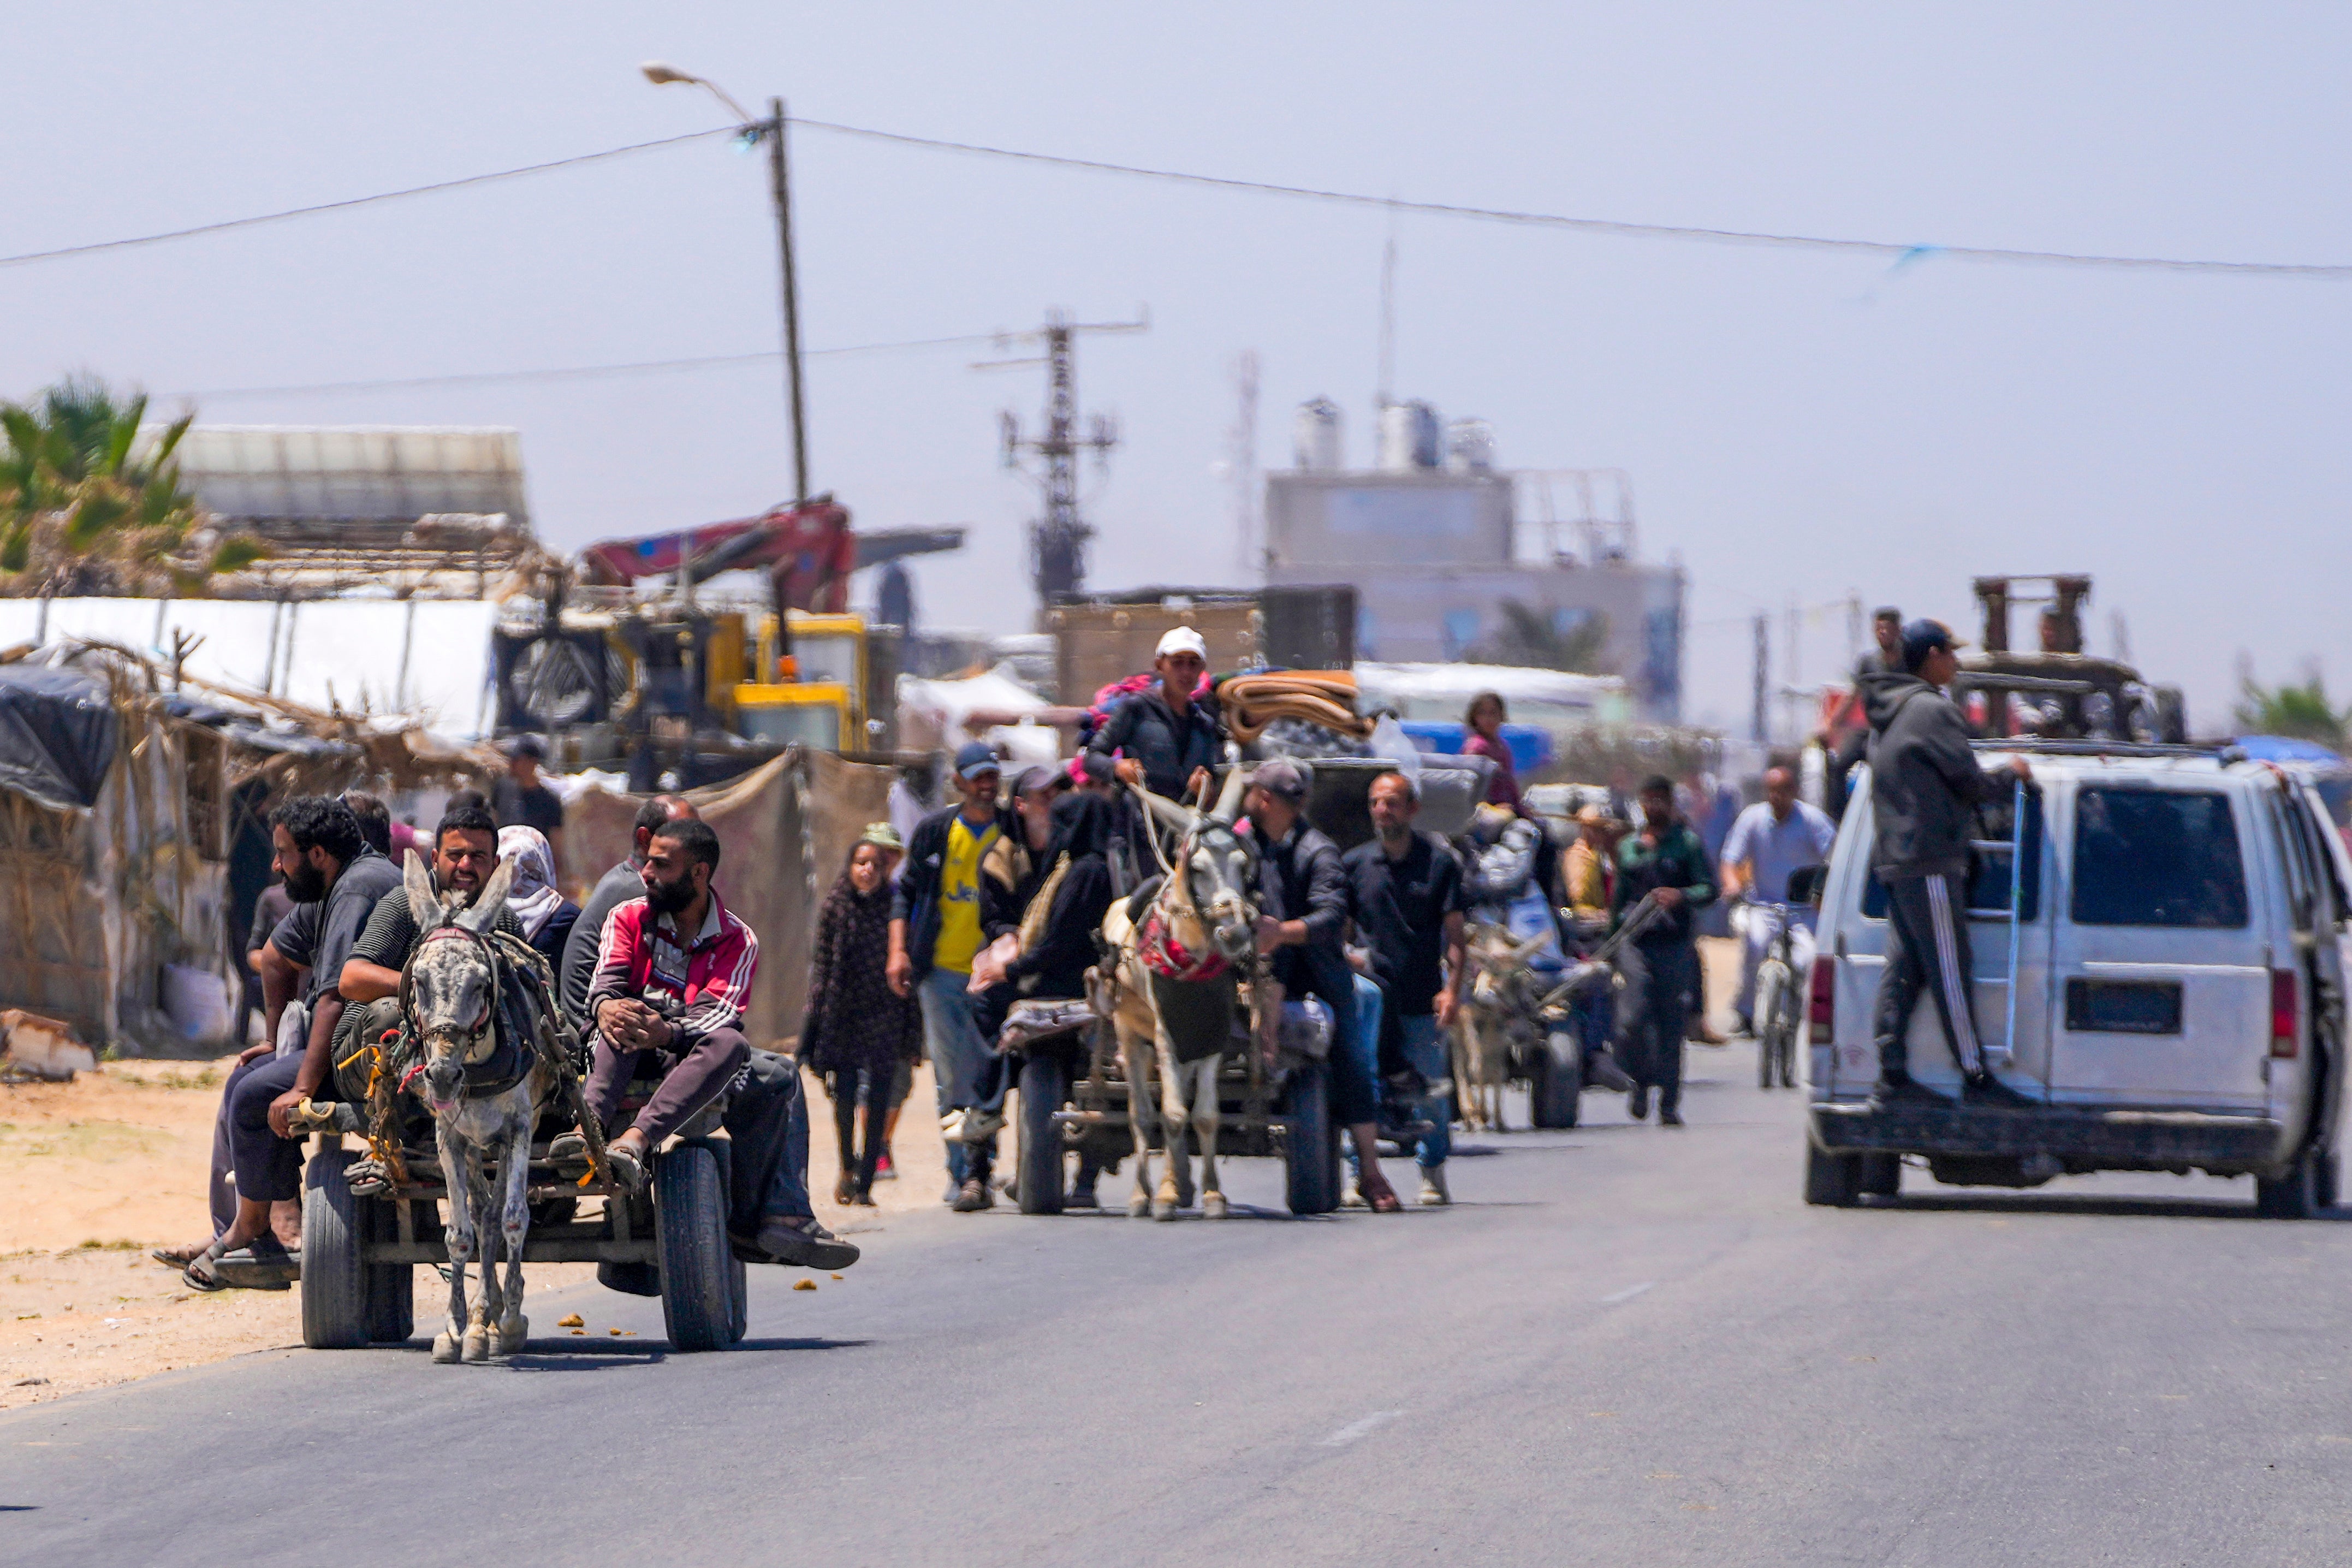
[1263,402,1684,720]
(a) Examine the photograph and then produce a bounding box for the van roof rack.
[1969,738,2240,761]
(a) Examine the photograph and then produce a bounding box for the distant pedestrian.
[1462,692,1523,814]
[492,735,566,871]
[1612,776,1717,1126]
[889,742,1017,1211]
[804,825,922,1205]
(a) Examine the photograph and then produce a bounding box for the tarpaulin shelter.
[560,748,896,1048]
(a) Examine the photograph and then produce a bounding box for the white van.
[1802,741,2351,1215]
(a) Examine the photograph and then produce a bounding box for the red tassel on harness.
[1138,907,1228,983]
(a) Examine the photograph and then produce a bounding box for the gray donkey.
[400,850,556,1364]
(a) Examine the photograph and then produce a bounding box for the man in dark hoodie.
[1858,620,2035,1109]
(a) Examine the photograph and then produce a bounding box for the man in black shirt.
[561,793,693,1025]
[1247,758,1400,1213]
[492,735,566,870]
[1343,770,1467,1206]
[188,797,401,1290]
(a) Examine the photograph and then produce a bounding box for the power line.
[0,128,735,270]
[171,330,1026,400]
[791,116,2352,280]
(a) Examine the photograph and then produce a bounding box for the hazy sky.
[7,5,2349,733]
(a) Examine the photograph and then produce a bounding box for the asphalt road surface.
[11,1048,2352,1567]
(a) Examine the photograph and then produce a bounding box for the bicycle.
[1747,901,1806,1090]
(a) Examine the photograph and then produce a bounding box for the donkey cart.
[297,1076,748,1356]
[996,991,1343,1217]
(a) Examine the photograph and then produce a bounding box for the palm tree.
[1470,600,1612,674]
[0,375,263,596]
[2234,674,2351,751]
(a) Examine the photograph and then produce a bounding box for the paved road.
[10,1049,2352,1567]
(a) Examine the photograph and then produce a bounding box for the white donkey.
[1099,768,1261,1220]
[400,850,556,1364]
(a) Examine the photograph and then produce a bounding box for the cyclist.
[1719,765,1836,1036]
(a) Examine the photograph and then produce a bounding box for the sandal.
[599,1141,646,1193]
[152,1238,213,1268]
[183,1236,298,1292]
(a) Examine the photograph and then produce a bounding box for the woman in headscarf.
[497,824,579,970]
[802,824,922,1205]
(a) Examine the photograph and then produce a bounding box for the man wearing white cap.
[1087,626,1225,806]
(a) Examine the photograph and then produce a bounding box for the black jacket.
[1256,820,1350,1001]
[892,803,1019,981]
[1860,670,2018,880]
[1088,688,1226,801]
[562,856,645,1024]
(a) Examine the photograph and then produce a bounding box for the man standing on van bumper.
[1858,620,2035,1109]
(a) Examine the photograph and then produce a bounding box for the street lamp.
[642,61,810,508]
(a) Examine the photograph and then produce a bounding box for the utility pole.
[978,309,1148,614]
[1752,612,1770,743]
[1230,350,1260,579]
[767,97,809,504]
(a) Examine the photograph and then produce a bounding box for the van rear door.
[2046,780,2268,1109]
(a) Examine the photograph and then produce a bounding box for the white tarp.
[1353,661,1631,729]
[898,664,1062,762]
[0,597,498,737]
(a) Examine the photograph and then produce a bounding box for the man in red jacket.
[579,818,758,1189]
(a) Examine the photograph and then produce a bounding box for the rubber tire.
[1803,1141,1862,1208]
[2255,1142,2323,1219]
[363,1198,416,1343]
[1284,1061,1341,1216]
[1528,1029,1583,1129]
[1856,1152,1902,1199]
[2320,1150,2342,1210]
[653,1143,735,1351]
[301,1148,369,1349]
[1014,1054,1069,1215]
[1756,966,1785,1089]
[727,1251,748,1346]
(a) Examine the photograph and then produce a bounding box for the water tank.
[1293,398,1344,471]
[1446,418,1496,473]
[1376,401,1442,472]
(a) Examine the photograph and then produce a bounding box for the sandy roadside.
[0,1054,951,1411]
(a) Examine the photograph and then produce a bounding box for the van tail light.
[1808,954,1837,1045]
[2271,970,2300,1059]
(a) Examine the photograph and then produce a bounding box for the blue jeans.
[1325,967,1376,1128]
[918,968,1003,1184]
[1394,1013,1452,1169]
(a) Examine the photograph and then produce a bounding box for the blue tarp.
[1397,720,1554,776]
[0,664,117,811]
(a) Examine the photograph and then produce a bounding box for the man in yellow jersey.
[888,743,1018,1210]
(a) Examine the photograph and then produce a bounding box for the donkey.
[399,850,557,1364]
[1453,923,1554,1132]
[1099,767,1261,1220]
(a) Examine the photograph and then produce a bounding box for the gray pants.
[1874,871,1986,1080]
[209,1001,308,1234]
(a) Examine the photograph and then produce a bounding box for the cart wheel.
[1528,1029,1582,1129]
[302,1148,370,1349]
[654,1142,735,1351]
[1284,1061,1340,1215]
[727,1249,748,1346]
[1803,1140,1862,1208]
[1017,1054,1068,1215]
[364,1198,417,1343]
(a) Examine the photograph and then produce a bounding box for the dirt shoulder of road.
[0,1054,948,1411]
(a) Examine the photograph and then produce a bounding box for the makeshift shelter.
[561,748,896,1049]
[0,637,498,1055]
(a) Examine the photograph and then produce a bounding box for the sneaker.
[874,1149,897,1181]
[1963,1073,2040,1110]
[1659,1107,1685,1127]
[1343,1183,1370,1209]
[951,1178,994,1213]
[1418,1166,1451,1206]
[1587,1051,1636,1094]
[745,1217,861,1270]
[1870,1074,1952,1111]
[1627,1084,1651,1121]
[1066,1181,1099,1209]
